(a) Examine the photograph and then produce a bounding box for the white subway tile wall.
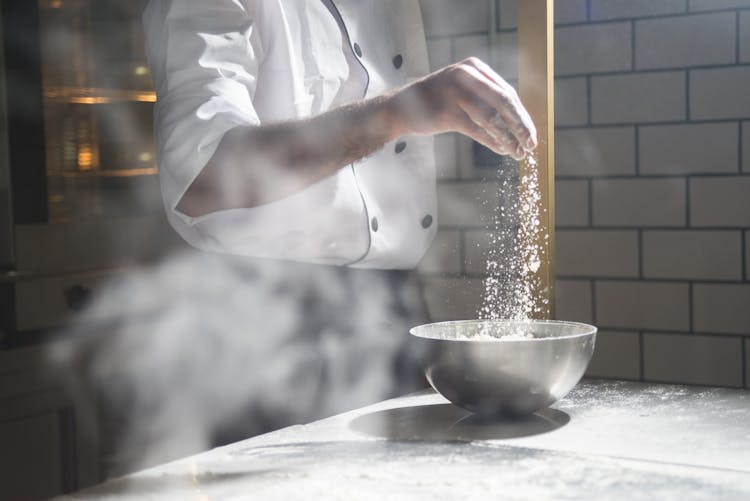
[555,78,589,126]
[693,284,750,334]
[556,230,639,277]
[639,123,739,175]
[689,0,750,12]
[417,0,750,387]
[642,231,743,280]
[556,22,632,76]
[585,330,641,380]
[491,33,519,80]
[434,133,458,180]
[422,277,483,322]
[555,179,589,226]
[453,34,490,63]
[592,178,686,227]
[591,72,686,124]
[555,279,594,323]
[643,333,744,387]
[497,0,518,30]
[417,230,462,275]
[635,13,736,70]
[690,177,750,227]
[741,11,750,63]
[595,281,691,331]
[590,0,687,21]
[436,182,499,228]
[421,0,488,37]
[742,122,750,172]
[425,38,452,72]
[556,127,636,176]
[554,0,590,25]
[690,66,750,120]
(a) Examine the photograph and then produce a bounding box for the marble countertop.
[60,380,750,500]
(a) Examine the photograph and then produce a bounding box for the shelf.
[48,167,158,178]
[43,86,155,105]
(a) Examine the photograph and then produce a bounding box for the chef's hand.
[387,57,537,161]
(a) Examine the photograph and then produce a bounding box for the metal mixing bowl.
[410,319,597,416]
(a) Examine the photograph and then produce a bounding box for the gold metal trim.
[518,0,555,319]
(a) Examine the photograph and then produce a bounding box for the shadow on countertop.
[349,403,569,441]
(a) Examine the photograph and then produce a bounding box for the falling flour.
[477,154,549,323]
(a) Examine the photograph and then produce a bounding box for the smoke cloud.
[50,251,427,475]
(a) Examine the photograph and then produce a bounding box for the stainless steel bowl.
[410,319,597,416]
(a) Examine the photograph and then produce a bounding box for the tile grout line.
[551,275,748,285]
[743,337,747,388]
[639,331,645,381]
[685,69,691,122]
[630,19,636,71]
[634,125,640,176]
[742,230,747,282]
[685,177,691,228]
[739,121,744,174]
[586,75,593,126]
[688,281,695,333]
[638,229,644,279]
[590,278,597,326]
[556,118,750,130]
[548,6,750,27]
[557,62,750,80]
[587,179,594,227]
[737,10,741,65]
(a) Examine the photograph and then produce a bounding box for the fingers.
[451,58,537,152]
[452,105,527,160]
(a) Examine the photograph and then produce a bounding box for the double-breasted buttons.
[392,54,403,69]
[353,43,363,58]
[421,215,433,229]
[371,217,379,232]
[395,141,407,154]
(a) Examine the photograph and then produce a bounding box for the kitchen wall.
[417,0,750,389]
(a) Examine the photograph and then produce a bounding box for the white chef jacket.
[142,0,437,269]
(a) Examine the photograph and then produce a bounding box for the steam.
[51,251,426,474]
[33,0,531,483]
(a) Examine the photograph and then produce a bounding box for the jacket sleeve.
[143,0,262,228]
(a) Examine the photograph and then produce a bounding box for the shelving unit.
[37,0,157,223]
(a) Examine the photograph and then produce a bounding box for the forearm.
[176,94,401,218]
[176,57,538,219]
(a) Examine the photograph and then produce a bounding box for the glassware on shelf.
[38,0,159,222]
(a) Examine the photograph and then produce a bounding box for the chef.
[139,0,536,443]
[142,0,536,266]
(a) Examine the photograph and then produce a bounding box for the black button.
[395,141,407,154]
[371,217,379,232]
[353,43,363,58]
[393,54,403,69]
[421,215,433,229]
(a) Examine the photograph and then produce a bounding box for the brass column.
[518,0,555,319]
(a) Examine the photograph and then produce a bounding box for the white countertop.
[59,380,750,500]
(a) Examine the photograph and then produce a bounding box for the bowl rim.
[409,319,597,343]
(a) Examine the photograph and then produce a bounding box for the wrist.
[378,90,410,139]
